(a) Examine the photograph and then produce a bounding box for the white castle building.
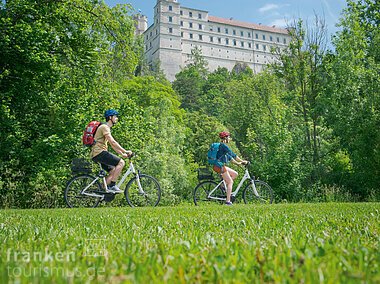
[136,0,291,81]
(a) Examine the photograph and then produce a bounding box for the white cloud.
[258,4,280,13]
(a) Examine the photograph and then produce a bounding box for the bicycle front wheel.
[125,174,161,207]
[64,174,102,208]
[193,181,226,206]
[243,180,273,204]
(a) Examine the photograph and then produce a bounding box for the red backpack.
[82,121,101,147]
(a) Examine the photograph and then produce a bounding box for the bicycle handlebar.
[240,161,250,168]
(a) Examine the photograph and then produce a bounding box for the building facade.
[141,0,291,81]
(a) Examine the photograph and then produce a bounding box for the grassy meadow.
[0,203,379,283]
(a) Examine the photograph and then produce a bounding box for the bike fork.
[250,180,260,197]
[135,173,145,195]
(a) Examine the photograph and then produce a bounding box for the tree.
[172,47,208,110]
[323,0,380,198]
[271,17,330,186]
[222,72,300,200]
[0,0,139,207]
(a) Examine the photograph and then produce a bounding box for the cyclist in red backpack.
[213,131,248,205]
[91,109,132,193]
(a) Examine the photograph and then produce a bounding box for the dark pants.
[92,151,121,172]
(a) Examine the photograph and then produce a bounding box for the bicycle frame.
[207,167,259,201]
[80,160,144,198]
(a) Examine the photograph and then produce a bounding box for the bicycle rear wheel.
[64,174,102,208]
[125,174,161,207]
[243,180,273,204]
[193,181,226,206]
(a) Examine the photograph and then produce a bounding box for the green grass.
[1,203,379,283]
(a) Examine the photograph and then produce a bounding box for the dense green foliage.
[1,203,379,282]
[0,0,379,208]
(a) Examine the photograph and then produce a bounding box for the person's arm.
[233,156,248,165]
[104,132,132,157]
[226,146,248,165]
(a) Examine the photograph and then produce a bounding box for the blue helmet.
[104,109,119,118]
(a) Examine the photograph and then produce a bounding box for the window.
[218,37,221,43]
[262,35,266,40]
[233,30,236,35]
[189,33,193,39]
[263,45,266,51]
[240,31,244,36]
[198,13,202,19]
[255,33,258,39]
[209,26,213,31]
[277,37,280,42]
[233,39,237,46]
[199,34,203,40]
[240,41,244,47]
[180,21,183,26]
[168,16,172,23]
[189,22,193,28]
[198,24,202,30]
[189,11,193,17]
[270,36,273,41]
[210,36,214,42]
[248,32,251,38]
[181,32,183,37]
[169,5,172,11]
[225,38,229,44]
[283,38,287,44]
[169,27,173,33]
[225,28,229,34]
[256,43,259,49]
[180,10,183,15]
[248,43,252,48]
[217,27,221,33]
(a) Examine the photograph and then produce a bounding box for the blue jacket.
[216,143,237,167]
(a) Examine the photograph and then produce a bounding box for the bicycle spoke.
[64,175,102,208]
[243,180,273,204]
[125,174,161,207]
[193,181,225,206]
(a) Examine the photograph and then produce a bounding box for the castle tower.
[144,0,182,81]
[134,14,148,36]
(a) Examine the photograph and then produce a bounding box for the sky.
[104,0,348,41]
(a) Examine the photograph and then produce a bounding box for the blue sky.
[105,0,347,39]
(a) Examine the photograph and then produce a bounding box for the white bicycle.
[193,163,273,205]
[65,154,161,208]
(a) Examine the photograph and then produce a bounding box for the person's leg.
[106,159,125,185]
[222,166,238,203]
[93,151,125,186]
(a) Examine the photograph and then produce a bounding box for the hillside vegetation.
[0,0,379,207]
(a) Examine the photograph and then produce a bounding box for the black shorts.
[92,151,121,172]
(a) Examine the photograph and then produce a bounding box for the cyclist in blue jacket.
[213,131,248,205]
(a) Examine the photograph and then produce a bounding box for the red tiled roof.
[208,15,289,35]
